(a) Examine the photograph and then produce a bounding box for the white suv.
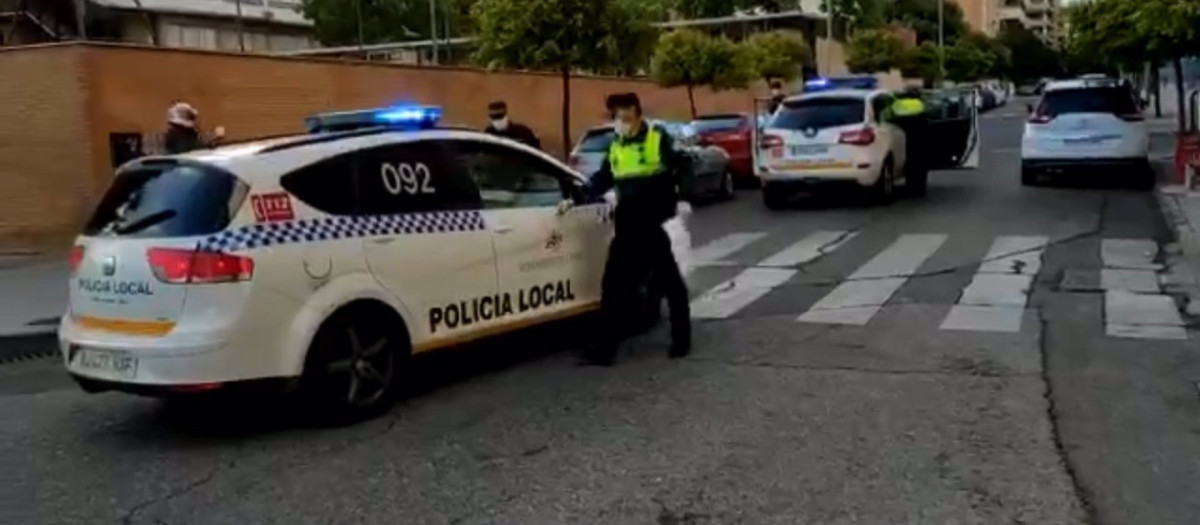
[60,106,619,422]
[1021,79,1151,188]
[758,89,910,208]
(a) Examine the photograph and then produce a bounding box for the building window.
[161,24,218,50]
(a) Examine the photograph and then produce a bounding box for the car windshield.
[690,116,745,132]
[768,98,865,130]
[576,129,615,153]
[84,161,248,238]
[1038,87,1137,116]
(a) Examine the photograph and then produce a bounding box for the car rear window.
[690,116,745,132]
[768,98,866,130]
[576,129,615,153]
[83,161,249,238]
[1038,87,1137,116]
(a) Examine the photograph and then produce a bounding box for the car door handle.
[493,224,514,234]
[372,238,396,245]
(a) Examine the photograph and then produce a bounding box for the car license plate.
[75,348,138,379]
[789,145,828,156]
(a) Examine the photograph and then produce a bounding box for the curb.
[1154,182,1200,318]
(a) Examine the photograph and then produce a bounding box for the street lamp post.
[937,0,945,85]
[429,0,439,65]
[356,0,365,51]
[234,0,245,52]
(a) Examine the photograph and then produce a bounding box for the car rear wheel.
[762,183,787,210]
[1020,164,1040,186]
[870,159,895,205]
[719,170,736,201]
[298,302,408,425]
[1132,160,1155,191]
[906,163,928,197]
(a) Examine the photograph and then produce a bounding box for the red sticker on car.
[251,193,295,222]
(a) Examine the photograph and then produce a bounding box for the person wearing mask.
[766,80,787,115]
[163,102,224,155]
[559,92,691,366]
[483,101,540,149]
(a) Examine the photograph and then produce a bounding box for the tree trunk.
[560,67,572,159]
[686,84,697,120]
[1172,56,1186,133]
[1151,64,1163,118]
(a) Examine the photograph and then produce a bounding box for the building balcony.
[1023,0,1052,15]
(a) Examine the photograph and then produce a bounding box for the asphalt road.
[4,106,1199,525]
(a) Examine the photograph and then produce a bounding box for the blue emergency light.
[803,76,878,92]
[305,105,442,133]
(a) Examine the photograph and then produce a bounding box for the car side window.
[449,140,571,209]
[280,155,358,216]
[353,140,482,215]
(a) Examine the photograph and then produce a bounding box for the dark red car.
[690,113,756,186]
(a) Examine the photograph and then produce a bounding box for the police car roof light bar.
[305,105,442,133]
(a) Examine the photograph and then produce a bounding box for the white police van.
[60,105,619,421]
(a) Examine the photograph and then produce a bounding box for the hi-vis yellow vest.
[608,127,663,180]
[891,97,926,117]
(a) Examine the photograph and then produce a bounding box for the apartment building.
[1,0,315,52]
[994,0,1058,41]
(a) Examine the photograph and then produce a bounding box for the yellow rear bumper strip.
[72,315,176,337]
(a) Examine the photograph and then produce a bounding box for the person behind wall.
[558,92,692,366]
[163,102,224,155]
[483,101,541,149]
[766,80,787,115]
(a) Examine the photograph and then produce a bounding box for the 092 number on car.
[380,161,435,195]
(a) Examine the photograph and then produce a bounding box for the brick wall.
[0,43,760,252]
[0,45,94,253]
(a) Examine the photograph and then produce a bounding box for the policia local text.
[429,280,576,333]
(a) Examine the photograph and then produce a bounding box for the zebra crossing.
[683,230,1188,340]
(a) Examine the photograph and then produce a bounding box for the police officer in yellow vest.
[561,92,691,366]
[887,86,931,192]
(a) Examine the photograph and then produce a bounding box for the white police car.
[60,105,618,420]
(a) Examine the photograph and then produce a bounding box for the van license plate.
[789,145,828,156]
[76,349,138,379]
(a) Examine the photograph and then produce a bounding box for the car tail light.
[147,248,254,284]
[68,245,85,274]
[838,127,876,146]
[1117,113,1145,122]
[567,155,581,168]
[760,134,783,149]
[1027,113,1053,124]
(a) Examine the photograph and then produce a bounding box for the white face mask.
[613,120,632,136]
[490,117,508,130]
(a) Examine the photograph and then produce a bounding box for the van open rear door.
[750,97,779,178]
[925,87,980,170]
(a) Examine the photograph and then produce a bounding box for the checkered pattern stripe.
[200,210,487,252]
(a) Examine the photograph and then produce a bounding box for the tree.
[821,0,886,31]
[996,24,1060,83]
[845,28,908,73]
[944,38,993,82]
[884,0,967,45]
[744,30,813,83]
[900,40,942,85]
[650,30,752,118]
[300,0,429,46]
[673,0,798,18]
[471,0,654,156]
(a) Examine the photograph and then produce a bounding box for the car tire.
[1020,164,1040,186]
[719,170,736,201]
[1133,160,1155,191]
[762,183,787,210]
[870,158,895,205]
[906,163,928,197]
[298,302,408,425]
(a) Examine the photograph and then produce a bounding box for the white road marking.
[690,268,797,319]
[798,234,947,325]
[687,232,767,269]
[941,236,1048,333]
[757,230,858,268]
[1099,239,1187,340]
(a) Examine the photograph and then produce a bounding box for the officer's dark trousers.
[594,213,691,357]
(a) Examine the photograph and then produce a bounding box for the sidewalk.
[1150,111,1200,317]
[0,257,65,338]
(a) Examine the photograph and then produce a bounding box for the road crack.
[119,465,225,525]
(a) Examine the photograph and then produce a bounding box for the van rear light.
[1117,113,1145,122]
[760,134,783,149]
[68,245,85,274]
[838,127,876,146]
[147,248,254,284]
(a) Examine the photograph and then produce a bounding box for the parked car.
[1020,78,1151,188]
[568,120,734,203]
[690,113,756,186]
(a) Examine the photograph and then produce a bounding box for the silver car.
[568,120,734,203]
